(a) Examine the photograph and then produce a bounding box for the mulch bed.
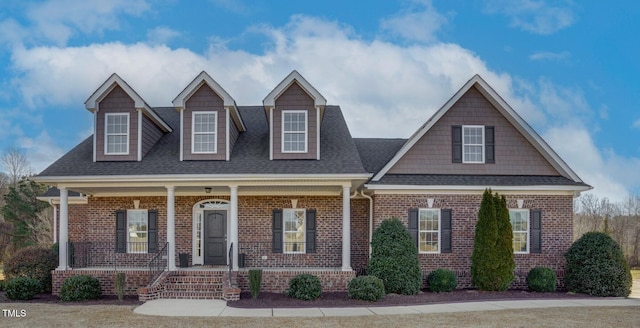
[229,289,598,308]
[0,289,597,308]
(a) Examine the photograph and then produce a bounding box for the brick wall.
[373,193,573,289]
[236,269,356,293]
[52,269,150,296]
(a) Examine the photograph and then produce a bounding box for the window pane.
[283,209,305,253]
[128,210,148,253]
[509,210,529,253]
[419,209,439,253]
[462,126,483,163]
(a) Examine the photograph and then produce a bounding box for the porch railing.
[68,241,160,269]
[148,242,169,284]
[237,241,342,268]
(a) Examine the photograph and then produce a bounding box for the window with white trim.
[282,110,307,153]
[283,209,305,253]
[463,125,484,163]
[127,210,148,253]
[510,209,529,254]
[419,208,440,253]
[192,112,217,153]
[105,113,129,155]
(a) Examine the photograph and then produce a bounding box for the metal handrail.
[228,242,233,286]
[148,242,169,284]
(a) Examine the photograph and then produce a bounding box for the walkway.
[134,298,640,317]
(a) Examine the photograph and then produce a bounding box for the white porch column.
[229,185,239,271]
[58,187,69,270]
[166,186,176,271]
[342,185,351,271]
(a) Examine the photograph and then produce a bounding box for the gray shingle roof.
[37,106,368,176]
[353,138,406,173]
[367,174,590,187]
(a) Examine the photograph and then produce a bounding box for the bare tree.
[1,147,32,187]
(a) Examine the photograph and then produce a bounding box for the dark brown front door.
[204,210,227,265]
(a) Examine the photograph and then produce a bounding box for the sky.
[0,0,638,203]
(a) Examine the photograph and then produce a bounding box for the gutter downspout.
[360,190,373,256]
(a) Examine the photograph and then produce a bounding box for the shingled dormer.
[173,71,245,161]
[263,70,327,160]
[85,73,172,162]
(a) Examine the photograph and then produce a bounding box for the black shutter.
[115,210,126,253]
[306,209,317,253]
[452,126,462,163]
[441,209,452,253]
[272,209,283,253]
[148,210,158,253]
[531,209,542,253]
[485,126,495,164]
[408,208,419,248]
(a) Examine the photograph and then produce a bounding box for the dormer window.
[282,110,307,153]
[192,111,217,154]
[105,113,129,155]
[463,125,484,163]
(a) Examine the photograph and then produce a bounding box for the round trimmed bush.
[287,274,322,301]
[5,277,41,300]
[565,232,632,297]
[526,267,556,292]
[60,275,102,302]
[348,276,385,301]
[368,218,422,295]
[3,246,57,292]
[427,268,457,293]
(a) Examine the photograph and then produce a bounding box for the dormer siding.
[95,86,138,161]
[272,82,318,160]
[182,84,227,161]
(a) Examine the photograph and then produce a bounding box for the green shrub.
[526,267,556,292]
[4,277,41,300]
[368,218,422,295]
[427,268,458,292]
[0,279,4,291]
[60,275,102,302]
[114,272,126,301]
[565,231,632,297]
[3,246,57,293]
[471,189,514,291]
[348,276,385,301]
[287,274,322,301]
[249,269,262,299]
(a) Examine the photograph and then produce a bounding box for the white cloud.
[543,126,630,203]
[484,0,576,35]
[380,0,448,43]
[529,51,570,61]
[633,119,640,129]
[18,131,66,174]
[147,27,182,46]
[2,0,150,46]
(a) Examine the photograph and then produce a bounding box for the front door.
[204,210,227,265]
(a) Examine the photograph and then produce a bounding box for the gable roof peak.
[371,74,585,184]
[84,73,171,132]
[263,70,327,107]
[172,71,237,108]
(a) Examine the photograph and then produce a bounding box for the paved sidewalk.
[133,298,640,317]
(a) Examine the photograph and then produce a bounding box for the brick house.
[34,71,590,300]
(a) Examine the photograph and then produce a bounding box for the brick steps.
[138,270,228,301]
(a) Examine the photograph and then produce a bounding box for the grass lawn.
[0,304,638,328]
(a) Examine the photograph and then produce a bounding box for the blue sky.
[0,0,638,202]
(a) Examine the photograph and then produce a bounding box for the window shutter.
[148,210,158,253]
[531,209,542,253]
[306,209,317,253]
[272,209,283,253]
[115,210,126,253]
[408,208,419,248]
[441,209,452,253]
[485,126,495,164]
[452,126,462,163]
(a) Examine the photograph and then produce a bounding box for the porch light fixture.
[133,199,140,209]
[204,187,212,194]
